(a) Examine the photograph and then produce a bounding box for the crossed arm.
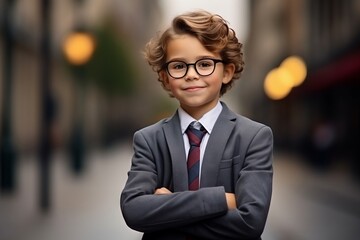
[155,187,237,210]
[121,126,273,239]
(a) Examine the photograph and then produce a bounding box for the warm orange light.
[280,56,307,87]
[63,32,95,65]
[263,55,307,100]
[264,68,293,100]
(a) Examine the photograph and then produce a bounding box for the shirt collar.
[179,101,222,134]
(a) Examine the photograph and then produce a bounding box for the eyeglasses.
[164,58,223,79]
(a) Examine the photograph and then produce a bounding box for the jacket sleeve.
[120,130,229,232]
[179,126,273,239]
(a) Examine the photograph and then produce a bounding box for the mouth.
[183,86,205,92]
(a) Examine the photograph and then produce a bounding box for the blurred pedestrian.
[310,117,336,170]
[121,10,273,240]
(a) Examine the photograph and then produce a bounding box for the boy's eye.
[197,60,214,68]
[169,62,186,70]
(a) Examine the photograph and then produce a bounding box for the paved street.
[1,142,359,240]
[265,152,360,240]
[0,143,142,240]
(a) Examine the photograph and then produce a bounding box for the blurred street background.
[1,0,359,239]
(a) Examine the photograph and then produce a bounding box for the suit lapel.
[163,112,188,192]
[200,103,236,188]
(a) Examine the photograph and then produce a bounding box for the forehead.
[166,34,220,61]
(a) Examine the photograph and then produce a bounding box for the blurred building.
[242,0,360,177]
[2,0,359,180]
[0,0,162,155]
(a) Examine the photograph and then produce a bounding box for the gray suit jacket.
[121,102,273,240]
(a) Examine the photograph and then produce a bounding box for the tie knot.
[186,122,206,147]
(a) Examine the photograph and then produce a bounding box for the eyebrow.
[167,55,218,62]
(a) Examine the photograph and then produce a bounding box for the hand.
[225,193,237,209]
[154,187,172,195]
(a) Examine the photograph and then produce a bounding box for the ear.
[159,70,171,90]
[222,63,235,84]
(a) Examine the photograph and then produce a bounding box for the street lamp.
[62,29,95,173]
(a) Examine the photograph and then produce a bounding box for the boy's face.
[161,34,235,118]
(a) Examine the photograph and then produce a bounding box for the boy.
[121,10,273,240]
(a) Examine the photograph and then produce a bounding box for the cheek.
[169,82,182,92]
[163,80,177,92]
[210,72,226,86]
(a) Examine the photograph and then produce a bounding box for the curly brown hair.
[144,10,244,96]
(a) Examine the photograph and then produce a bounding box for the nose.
[185,64,199,80]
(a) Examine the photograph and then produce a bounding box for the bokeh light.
[264,55,307,100]
[63,32,96,65]
[280,56,307,87]
[264,67,293,100]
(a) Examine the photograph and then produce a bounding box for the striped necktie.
[186,122,206,191]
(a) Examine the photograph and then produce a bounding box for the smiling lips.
[183,86,205,92]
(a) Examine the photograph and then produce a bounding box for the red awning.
[300,49,360,92]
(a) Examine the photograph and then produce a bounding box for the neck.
[181,101,219,120]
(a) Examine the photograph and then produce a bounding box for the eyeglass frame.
[163,58,224,79]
